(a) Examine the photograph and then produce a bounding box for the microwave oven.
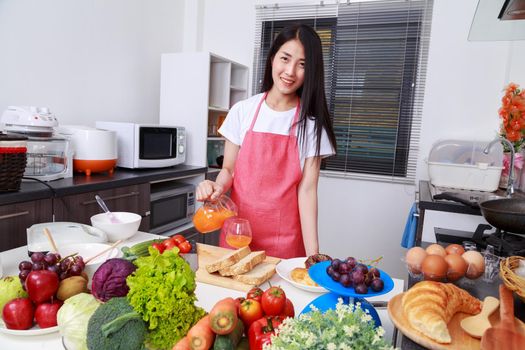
[95,122,186,168]
[149,181,195,235]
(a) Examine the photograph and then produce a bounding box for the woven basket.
[500,256,525,301]
[0,133,28,192]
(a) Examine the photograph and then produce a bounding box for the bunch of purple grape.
[18,252,86,286]
[326,257,384,294]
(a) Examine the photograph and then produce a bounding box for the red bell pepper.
[248,316,284,350]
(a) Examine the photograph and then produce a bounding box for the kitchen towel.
[401,203,418,248]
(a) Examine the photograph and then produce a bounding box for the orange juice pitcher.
[193,195,238,233]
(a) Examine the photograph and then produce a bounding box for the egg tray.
[404,247,495,284]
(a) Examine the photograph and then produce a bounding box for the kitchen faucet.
[483,137,515,197]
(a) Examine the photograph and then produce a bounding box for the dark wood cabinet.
[54,184,150,232]
[0,199,53,252]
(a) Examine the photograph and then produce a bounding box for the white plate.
[0,319,59,336]
[276,257,328,293]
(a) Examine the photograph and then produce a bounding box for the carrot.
[187,315,215,350]
[172,336,190,350]
[208,298,239,335]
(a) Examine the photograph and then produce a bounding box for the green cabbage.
[57,293,101,350]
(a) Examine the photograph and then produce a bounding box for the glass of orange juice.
[193,195,238,233]
[223,217,252,249]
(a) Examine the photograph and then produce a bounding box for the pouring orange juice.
[193,195,238,233]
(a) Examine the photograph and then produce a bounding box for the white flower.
[343,324,358,337]
[327,343,337,350]
[376,326,386,337]
[361,313,372,323]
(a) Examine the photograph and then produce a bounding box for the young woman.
[196,24,337,259]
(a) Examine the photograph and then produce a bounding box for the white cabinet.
[159,52,249,170]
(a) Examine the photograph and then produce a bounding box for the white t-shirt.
[218,93,335,170]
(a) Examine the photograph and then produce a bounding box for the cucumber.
[213,320,244,350]
[121,239,165,260]
[235,337,249,350]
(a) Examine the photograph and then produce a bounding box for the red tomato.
[234,297,245,315]
[152,242,165,253]
[178,241,192,254]
[172,235,186,245]
[162,239,177,251]
[283,298,294,318]
[261,286,286,316]
[239,299,263,328]
[246,287,263,303]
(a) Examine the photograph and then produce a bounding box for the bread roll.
[402,281,481,343]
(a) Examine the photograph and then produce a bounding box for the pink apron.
[220,93,306,258]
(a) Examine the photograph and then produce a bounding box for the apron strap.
[250,92,302,135]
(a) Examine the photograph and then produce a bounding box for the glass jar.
[193,195,238,233]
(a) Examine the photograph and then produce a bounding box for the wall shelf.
[160,52,248,169]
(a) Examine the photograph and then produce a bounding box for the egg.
[405,247,427,274]
[462,250,485,279]
[445,243,465,256]
[425,243,447,257]
[444,254,468,281]
[421,254,448,281]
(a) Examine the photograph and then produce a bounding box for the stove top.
[435,224,525,257]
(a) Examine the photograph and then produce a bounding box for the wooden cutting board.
[388,293,525,350]
[195,243,281,292]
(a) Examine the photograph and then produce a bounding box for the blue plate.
[300,293,381,328]
[308,261,394,298]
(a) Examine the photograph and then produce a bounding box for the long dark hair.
[261,24,337,157]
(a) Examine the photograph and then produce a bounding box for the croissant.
[402,281,482,343]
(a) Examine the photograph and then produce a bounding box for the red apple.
[35,300,63,328]
[25,270,59,304]
[2,297,34,330]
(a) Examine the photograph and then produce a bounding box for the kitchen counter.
[0,165,207,205]
[0,232,405,349]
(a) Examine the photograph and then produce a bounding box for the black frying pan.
[479,199,525,234]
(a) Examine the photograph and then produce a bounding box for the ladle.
[95,195,121,223]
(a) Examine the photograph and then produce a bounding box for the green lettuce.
[126,247,205,350]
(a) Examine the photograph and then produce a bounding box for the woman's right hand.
[196,180,224,202]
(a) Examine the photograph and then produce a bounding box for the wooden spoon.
[43,227,60,254]
[460,296,499,338]
[84,240,122,264]
[480,285,525,350]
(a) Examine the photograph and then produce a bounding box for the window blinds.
[253,0,433,184]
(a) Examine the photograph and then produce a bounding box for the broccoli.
[87,297,147,350]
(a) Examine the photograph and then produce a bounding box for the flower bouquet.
[264,298,395,350]
[498,83,525,188]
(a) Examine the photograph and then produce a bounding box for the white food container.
[427,140,504,192]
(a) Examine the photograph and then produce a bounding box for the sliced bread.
[218,251,266,276]
[205,246,251,273]
[233,262,276,285]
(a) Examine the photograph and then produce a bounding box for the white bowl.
[59,243,121,285]
[90,212,142,242]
